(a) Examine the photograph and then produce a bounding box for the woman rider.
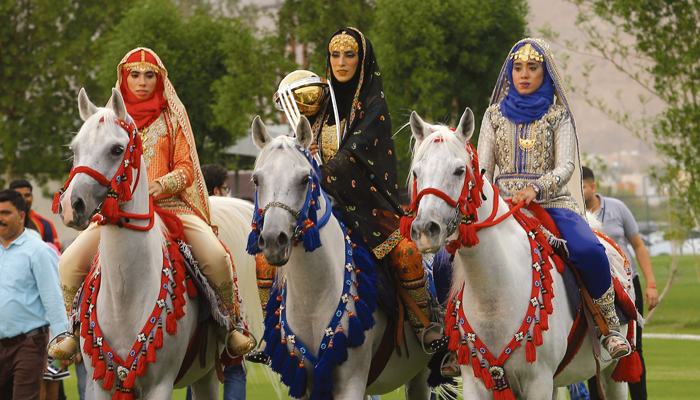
[477,38,630,358]
[252,28,447,360]
[49,47,254,360]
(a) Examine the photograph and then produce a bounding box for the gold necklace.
[517,124,536,149]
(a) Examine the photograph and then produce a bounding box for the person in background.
[187,164,245,400]
[582,166,658,400]
[9,180,62,251]
[0,189,68,400]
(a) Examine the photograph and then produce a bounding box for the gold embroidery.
[372,229,403,259]
[139,115,167,168]
[321,117,345,163]
[61,284,80,313]
[328,31,359,53]
[509,43,543,63]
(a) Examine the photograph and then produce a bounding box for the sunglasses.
[219,186,231,194]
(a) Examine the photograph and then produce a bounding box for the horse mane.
[254,136,310,173]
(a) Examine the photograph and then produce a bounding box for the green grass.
[59,255,700,399]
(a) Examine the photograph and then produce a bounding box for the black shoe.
[426,335,450,354]
[245,350,270,365]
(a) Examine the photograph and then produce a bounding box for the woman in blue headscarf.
[477,38,629,359]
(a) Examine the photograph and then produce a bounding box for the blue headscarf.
[500,42,555,124]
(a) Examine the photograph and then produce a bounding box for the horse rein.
[53,116,155,231]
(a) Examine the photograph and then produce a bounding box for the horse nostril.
[73,198,86,215]
[427,221,441,238]
[278,232,289,247]
[258,235,266,249]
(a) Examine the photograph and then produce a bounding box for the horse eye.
[252,177,259,186]
[111,146,124,156]
[454,167,466,176]
[301,175,311,185]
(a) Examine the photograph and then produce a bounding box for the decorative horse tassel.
[331,328,348,364]
[611,351,642,383]
[471,349,481,378]
[51,190,63,214]
[448,326,460,352]
[154,320,164,348]
[123,368,137,389]
[347,313,365,348]
[281,352,298,387]
[136,353,147,377]
[539,306,549,330]
[533,322,544,346]
[526,335,537,363]
[399,214,414,240]
[166,311,177,335]
[102,363,115,390]
[313,355,334,392]
[353,298,375,330]
[457,342,470,364]
[93,354,106,380]
[246,228,260,255]
[172,296,185,319]
[302,220,321,252]
[101,191,120,223]
[186,276,198,297]
[288,363,308,399]
[481,364,495,389]
[459,224,479,248]
[147,340,157,363]
[271,339,288,374]
[499,387,517,400]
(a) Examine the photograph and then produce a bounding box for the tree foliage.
[0,0,137,185]
[372,0,528,180]
[542,0,700,235]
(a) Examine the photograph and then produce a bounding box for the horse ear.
[295,116,313,149]
[252,116,271,149]
[109,88,128,122]
[410,111,429,144]
[454,107,475,143]
[78,88,98,121]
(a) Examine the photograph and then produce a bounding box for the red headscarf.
[120,50,168,129]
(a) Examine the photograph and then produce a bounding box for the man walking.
[582,167,659,400]
[0,189,68,400]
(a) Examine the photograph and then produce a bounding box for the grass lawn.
[59,255,700,399]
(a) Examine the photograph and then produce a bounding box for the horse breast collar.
[52,116,155,231]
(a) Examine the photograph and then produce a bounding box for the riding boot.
[255,253,276,318]
[212,280,256,357]
[389,239,448,353]
[594,284,630,359]
[48,285,80,360]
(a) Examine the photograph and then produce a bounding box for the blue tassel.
[281,354,298,387]
[288,364,308,399]
[354,298,375,330]
[246,230,260,255]
[309,390,333,400]
[312,353,334,392]
[270,341,288,374]
[356,279,378,304]
[347,315,366,348]
[331,330,348,365]
[302,225,322,252]
[356,271,377,296]
[264,326,281,357]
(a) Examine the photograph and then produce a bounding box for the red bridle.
[400,140,524,254]
[52,116,154,231]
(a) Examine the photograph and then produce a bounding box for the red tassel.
[155,325,164,348]
[186,278,198,298]
[543,293,554,314]
[123,369,136,389]
[173,297,185,319]
[147,342,157,363]
[471,353,481,378]
[459,224,480,248]
[481,367,495,389]
[526,339,537,363]
[51,192,62,214]
[448,326,460,352]
[166,312,177,334]
[611,351,643,383]
[93,357,106,380]
[533,323,543,346]
[81,320,89,338]
[102,367,115,390]
[91,348,99,367]
[539,307,549,330]
[399,215,414,239]
[101,196,120,223]
[136,356,146,377]
[457,344,470,364]
[500,387,517,400]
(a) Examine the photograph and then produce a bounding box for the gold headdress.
[328,31,359,53]
[122,49,162,74]
[509,43,543,63]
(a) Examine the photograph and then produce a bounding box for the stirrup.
[420,322,447,355]
[245,350,271,365]
[598,331,631,362]
[47,332,78,361]
[440,352,461,378]
[224,327,258,359]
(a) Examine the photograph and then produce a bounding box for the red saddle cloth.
[520,202,642,382]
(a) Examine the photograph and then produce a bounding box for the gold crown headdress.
[123,50,161,74]
[509,43,543,63]
[328,31,359,53]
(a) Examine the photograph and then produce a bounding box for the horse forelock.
[254,135,310,173]
[72,108,130,149]
[409,126,473,195]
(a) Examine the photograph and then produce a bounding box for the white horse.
[251,115,434,400]
[406,108,631,399]
[58,88,259,399]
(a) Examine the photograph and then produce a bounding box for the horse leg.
[599,364,628,400]
[519,374,555,400]
[404,367,431,400]
[189,367,221,400]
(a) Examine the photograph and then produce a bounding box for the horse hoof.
[245,350,271,365]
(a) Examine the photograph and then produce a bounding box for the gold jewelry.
[329,31,359,53]
[124,50,160,73]
[518,137,536,149]
[509,43,543,63]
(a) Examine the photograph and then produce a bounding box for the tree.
[0,0,137,186]
[372,0,528,180]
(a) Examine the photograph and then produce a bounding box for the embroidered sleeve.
[155,123,194,195]
[534,112,576,201]
[477,107,497,185]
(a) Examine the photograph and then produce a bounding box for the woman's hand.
[512,186,537,206]
[149,181,164,197]
[309,142,319,156]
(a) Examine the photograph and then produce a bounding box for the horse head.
[250,115,316,266]
[407,107,480,253]
[59,88,137,230]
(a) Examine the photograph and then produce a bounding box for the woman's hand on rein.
[512,186,537,206]
[148,181,164,197]
[309,142,319,156]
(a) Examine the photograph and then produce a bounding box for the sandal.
[440,352,461,378]
[245,350,270,365]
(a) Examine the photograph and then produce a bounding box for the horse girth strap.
[366,319,395,388]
